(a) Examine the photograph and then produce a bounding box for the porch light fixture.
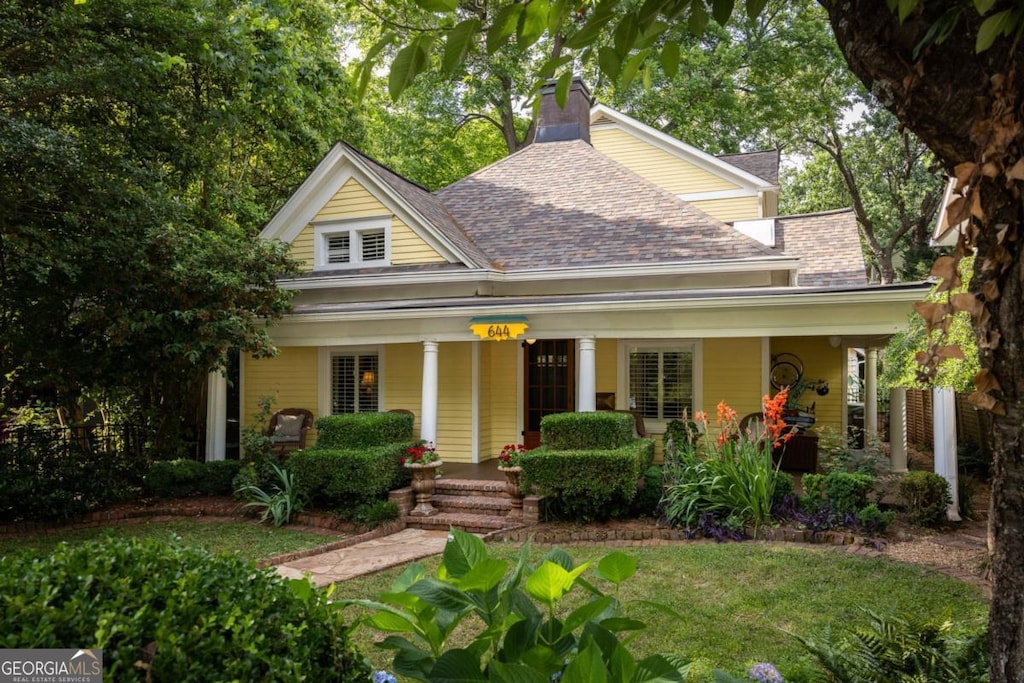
[469,315,529,341]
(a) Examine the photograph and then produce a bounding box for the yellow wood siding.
[702,338,764,419]
[383,344,422,434]
[289,178,444,271]
[479,343,491,460]
[392,218,445,265]
[772,337,844,430]
[763,191,779,218]
[315,177,391,221]
[242,348,318,446]
[591,128,737,196]
[438,342,473,462]
[692,196,761,223]
[596,339,617,396]
[483,341,519,459]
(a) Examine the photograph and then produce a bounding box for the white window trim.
[318,346,385,416]
[312,217,392,271]
[617,339,703,434]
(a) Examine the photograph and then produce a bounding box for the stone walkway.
[274,528,451,586]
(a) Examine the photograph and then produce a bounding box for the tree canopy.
[0,0,363,445]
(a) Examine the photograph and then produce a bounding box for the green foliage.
[539,411,635,450]
[351,500,400,526]
[314,412,415,449]
[661,435,782,533]
[235,462,303,526]
[881,257,980,393]
[521,440,655,521]
[0,437,145,522]
[144,459,241,498]
[825,472,875,516]
[801,471,875,516]
[0,537,370,681]
[632,465,666,517]
[899,471,952,527]
[664,418,700,452]
[0,0,363,442]
[857,503,897,533]
[240,394,277,461]
[289,445,414,509]
[341,529,690,682]
[795,610,988,683]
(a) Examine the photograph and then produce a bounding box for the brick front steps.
[390,478,540,533]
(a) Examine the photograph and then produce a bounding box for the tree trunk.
[824,3,1024,680]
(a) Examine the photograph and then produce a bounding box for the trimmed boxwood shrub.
[144,459,242,498]
[314,412,414,449]
[539,411,634,450]
[900,470,952,527]
[521,439,655,521]
[802,471,874,516]
[0,537,369,681]
[289,444,415,509]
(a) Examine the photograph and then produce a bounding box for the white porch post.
[204,371,227,462]
[864,347,879,443]
[420,341,439,446]
[578,337,597,412]
[889,387,909,472]
[933,386,961,521]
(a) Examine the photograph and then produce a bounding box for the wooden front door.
[523,339,575,449]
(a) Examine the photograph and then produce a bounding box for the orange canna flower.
[694,410,708,424]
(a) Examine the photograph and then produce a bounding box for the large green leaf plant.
[340,529,689,682]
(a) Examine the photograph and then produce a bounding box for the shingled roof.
[717,150,780,185]
[774,208,868,286]
[436,140,780,270]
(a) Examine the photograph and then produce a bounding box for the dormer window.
[313,218,391,270]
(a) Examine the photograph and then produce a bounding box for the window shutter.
[629,351,660,419]
[327,234,350,264]
[361,230,386,262]
[331,356,355,414]
[358,355,379,412]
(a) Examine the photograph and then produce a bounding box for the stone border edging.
[484,524,885,549]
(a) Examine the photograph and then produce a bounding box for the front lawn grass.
[333,541,988,682]
[0,519,340,562]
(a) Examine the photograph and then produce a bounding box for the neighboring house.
[207,79,928,463]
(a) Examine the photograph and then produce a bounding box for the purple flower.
[748,662,785,683]
[373,672,398,683]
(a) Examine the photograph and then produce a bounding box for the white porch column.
[204,371,227,462]
[933,386,961,521]
[420,341,439,445]
[889,387,908,472]
[578,337,597,412]
[864,347,879,443]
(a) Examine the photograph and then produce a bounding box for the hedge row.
[314,412,414,449]
[0,442,146,522]
[539,411,635,450]
[0,537,369,681]
[521,439,655,521]
[289,444,414,509]
[143,459,241,499]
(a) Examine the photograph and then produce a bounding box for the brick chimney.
[536,77,593,144]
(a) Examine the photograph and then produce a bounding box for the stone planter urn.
[499,465,524,519]
[406,461,443,517]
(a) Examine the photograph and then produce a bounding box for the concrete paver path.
[275,528,450,586]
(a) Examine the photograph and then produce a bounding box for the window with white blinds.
[331,353,379,414]
[313,218,391,270]
[628,346,694,421]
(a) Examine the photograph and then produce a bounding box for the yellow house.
[207,79,927,465]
